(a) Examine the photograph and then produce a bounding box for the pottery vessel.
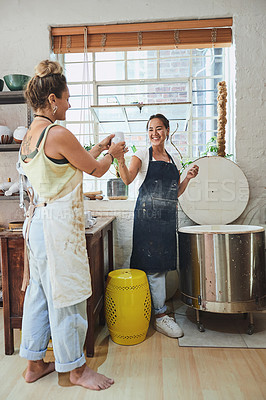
[107,178,128,200]
[13,126,27,143]
[3,74,31,91]
[112,131,125,144]
[0,125,13,144]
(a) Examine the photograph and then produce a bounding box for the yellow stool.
[105,268,151,345]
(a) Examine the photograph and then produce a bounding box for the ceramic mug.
[85,210,92,220]
[112,131,125,144]
[84,211,97,228]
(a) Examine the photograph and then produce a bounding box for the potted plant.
[179,137,233,175]
[107,145,137,200]
[107,161,128,200]
[200,136,233,158]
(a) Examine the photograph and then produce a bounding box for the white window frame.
[60,47,233,198]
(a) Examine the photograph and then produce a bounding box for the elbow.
[94,169,106,178]
[121,177,131,185]
[90,162,109,177]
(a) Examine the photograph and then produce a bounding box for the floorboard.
[0,307,265,400]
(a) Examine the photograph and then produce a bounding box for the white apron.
[19,155,92,309]
[42,176,92,308]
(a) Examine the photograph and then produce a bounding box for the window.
[62,46,232,198]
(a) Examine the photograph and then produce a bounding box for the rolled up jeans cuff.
[55,353,86,373]
[154,304,167,315]
[19,346,47,361]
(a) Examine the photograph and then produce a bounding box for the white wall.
[0,0,265,267]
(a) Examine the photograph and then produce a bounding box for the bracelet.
[104,152,114,163]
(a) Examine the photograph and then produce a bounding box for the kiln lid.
[178,156,249,225]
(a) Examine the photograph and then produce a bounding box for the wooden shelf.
[0,144,21,152]
[0,91,26,105]
[0,195,20,200]
[0,194,28,201]
[0,90,32,143]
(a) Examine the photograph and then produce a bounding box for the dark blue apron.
[130,147,179,273]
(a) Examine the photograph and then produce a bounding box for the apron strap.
[149,147,176,165]
[21,187,47,291]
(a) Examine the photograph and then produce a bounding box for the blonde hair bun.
[35,60,63,78]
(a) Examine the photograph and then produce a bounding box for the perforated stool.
[105,268,151,345]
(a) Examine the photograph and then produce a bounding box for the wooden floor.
[0,307,266,400]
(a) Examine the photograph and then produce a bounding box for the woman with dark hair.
[117,114,198,338]
[18,60,126,390]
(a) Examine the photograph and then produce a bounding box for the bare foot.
[24,360,55,383]
[69,364,114,390]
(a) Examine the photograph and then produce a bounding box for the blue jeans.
[146,272,167,315]
[19,212,87,373]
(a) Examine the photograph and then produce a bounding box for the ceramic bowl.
[0,79,4,91]
[13,126,27,143]
[0,125,13,144]
[3,74,31,91]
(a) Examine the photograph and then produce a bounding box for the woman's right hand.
[108,141,128,160]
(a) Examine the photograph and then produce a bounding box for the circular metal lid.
[178,225,264,234]
[178,156,249,225]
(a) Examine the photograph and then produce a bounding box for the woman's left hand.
[99,134,115,151]
[186,164,199,180]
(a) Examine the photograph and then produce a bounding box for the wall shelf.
[0,195,21,200]
[0,144,21,152]
[0,90,31,131]
[0,91,26,105]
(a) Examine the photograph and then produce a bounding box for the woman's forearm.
[92,153,113,177]
[178,177,190,197]
[118,158,132,185]
[89,143,103,159]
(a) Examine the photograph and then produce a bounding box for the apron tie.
[21,187,47,291]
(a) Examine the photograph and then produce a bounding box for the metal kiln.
[178,156,266,334]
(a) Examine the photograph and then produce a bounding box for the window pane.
[192,119,217,132]
[98,82,189,105]
[193,105,218,118]
[96,61,125,80]
[97,121,129,133]
[95,52,124,61]
[160,58,190,78]
[193,77,222,91]
[67,109,90,121]
[127,50,157,59]
[65,123,95,136]
[192,131,217,145]
[192,55,223,77]
[65,63,93,82]
[127,60,157,79]
[92,107,125,122]
[68,83,93,96]
[192,145,206,158]
[160,49,190,58]
[192,88,217,104]
[124,103,190,121]
[65,53,92,62]
[69,96,90,109]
